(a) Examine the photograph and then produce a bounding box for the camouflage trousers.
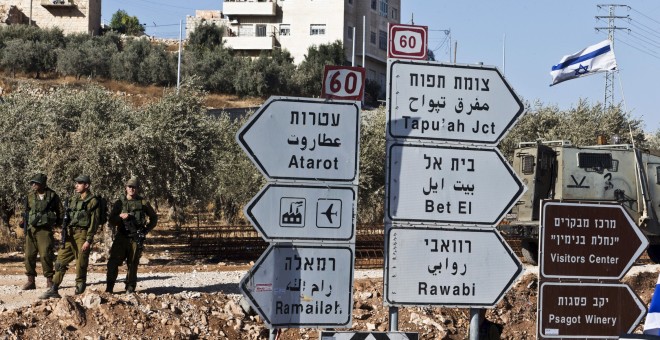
[107,232,143,289]
[24,226,55,278]
[52,228,91,286]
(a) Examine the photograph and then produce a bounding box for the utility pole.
[595,4,630,109]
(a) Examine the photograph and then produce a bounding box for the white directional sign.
[385,226,523,307]
[386,143,525,225]
[246,184,356,242]
[240,244,354,328]
[387,60,524,145]
[237,96,360,183]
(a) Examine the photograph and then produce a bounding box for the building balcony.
[41,0,76,7]
[223,0,277,16]
[224,35,275,50]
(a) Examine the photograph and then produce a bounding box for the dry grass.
[0,75,263,109]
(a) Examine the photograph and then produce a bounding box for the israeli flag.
[550,39,617,86]
[644,273,660,335]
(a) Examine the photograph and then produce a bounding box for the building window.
[280,24,291,36]
[347,26,354,39]
[391,7,398,20]
[310,24,326,36]
[371,0,376,10]
[256,24,267,37]
[238,24,254,37]
[379,30,387,50]
[370,31,376,44]
[379,0,389,17]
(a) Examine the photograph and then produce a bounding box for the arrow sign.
[387,61,524,145]
[385,226,522,307]
[540,202,649,280]
[246,183,356,242]
[386,143,525,225]
[236,96,360,183]
[538,282,646,338]
[240,244,354,328]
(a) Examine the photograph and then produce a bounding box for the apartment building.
[222,0,400,92]
[0,0,101,35]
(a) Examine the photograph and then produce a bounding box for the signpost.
[386,143,524,225]
[387,61,524,145]
[236,96,360,183]
[246,183,356,242]
[538,282,646,338]
[541,202,649,280]
[322,66,365,101]
[320,331,419,340]
[240,244,354,328]
[388,23,428,60]
[385,226,522,307]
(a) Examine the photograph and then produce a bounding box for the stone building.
[0,0,101,35]
[185,10,229,39]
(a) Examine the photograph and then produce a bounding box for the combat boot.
[105,282,114,293]
[22,275,36,290]
[75,283,86,295]
[39,285,61,299]
[46,277,53,288]
[126,285,135,294]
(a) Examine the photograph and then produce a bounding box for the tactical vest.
[121,197,147,227]
[69,195,96,227]
[28,190,57,227]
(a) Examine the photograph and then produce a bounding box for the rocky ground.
[0,249,659,340]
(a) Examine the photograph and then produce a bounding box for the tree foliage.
[294,40,347,97]
[110,9,145,36]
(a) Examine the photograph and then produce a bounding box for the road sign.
[388,23,428,60]
[236,96,360,183]
[386,143,525,225]
[322,66,365,101]
[240,244,354,328]
[538,282,646,339]
[387,61,524,145]
[320,331,419,340]
[385,226,522,307]
[540,202,649,280]
[246,183,356,242]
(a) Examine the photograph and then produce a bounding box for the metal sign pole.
[389,306,399,331]
[469,308,482,340]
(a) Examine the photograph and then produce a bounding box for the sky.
[101,0,660,132]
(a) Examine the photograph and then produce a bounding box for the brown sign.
[538,282,646,339]
[540,202,648,280]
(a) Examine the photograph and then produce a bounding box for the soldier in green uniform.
[22,173,62,290]
[106,176,158,294]
[40,175,99,299]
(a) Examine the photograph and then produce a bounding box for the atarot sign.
[236,96,360,183]
[540,202,649,280]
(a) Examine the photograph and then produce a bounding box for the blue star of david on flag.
[550,40,617,86]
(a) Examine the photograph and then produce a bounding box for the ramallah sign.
[386,143,525,225]
[245,183,356,242]
[387,61,524,145]
[540,202,649,280]
[538,282,646,339]
[388,23,428,60]
[240,244,354,328]
[385,226,522,307]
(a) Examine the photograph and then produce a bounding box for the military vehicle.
[499,139,660,265]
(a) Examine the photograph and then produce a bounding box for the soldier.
[106,176,158,294]
[22,173,62,291]
[40,175,99,299]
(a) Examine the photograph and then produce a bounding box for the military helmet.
[29,173,47,185]
[125,176,140,187]
[74,175,91,184]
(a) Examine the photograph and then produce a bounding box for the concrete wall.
[0,0,101,35]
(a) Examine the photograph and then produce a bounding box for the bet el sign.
[388,23,428,60]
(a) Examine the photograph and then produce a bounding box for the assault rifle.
[124,215,146,250]
[60,197,71,249]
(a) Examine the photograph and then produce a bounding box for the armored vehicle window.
[577,152,612,170]
[657,166,660,184]
[521,155,534,175]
